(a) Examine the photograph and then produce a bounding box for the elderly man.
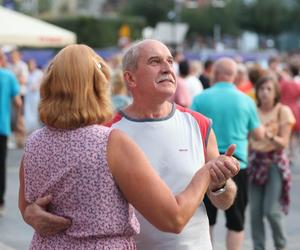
[22,41,240,250]
[191,58,265,250]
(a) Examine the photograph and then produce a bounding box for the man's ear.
[124,71,136,88]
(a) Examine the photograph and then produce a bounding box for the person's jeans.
[0,135,8,205]
[249,164,286,250]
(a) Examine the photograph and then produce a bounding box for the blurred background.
[2,0,300,66]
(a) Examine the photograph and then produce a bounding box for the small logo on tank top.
[179,149,188,152]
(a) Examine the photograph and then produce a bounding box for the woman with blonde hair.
[248,76,295,250]
[19,44,239,249]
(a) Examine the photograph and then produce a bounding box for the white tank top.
[108,104,213,250]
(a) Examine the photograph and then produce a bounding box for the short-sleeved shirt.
[250,103,295,152]
[191,82,261,169]
[0,68,20,136]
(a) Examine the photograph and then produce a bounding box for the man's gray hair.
[122,40,143,72]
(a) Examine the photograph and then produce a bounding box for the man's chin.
[161,91,176,101]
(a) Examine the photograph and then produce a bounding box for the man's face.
[10,51,20,63]
[269,58,280,72]
[131,41,177,100]
[28,60,36,72]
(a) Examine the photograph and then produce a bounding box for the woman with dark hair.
[248,76,295,250]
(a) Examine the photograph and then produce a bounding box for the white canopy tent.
[0,6,76,47]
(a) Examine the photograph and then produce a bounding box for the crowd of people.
[0,39,300,250]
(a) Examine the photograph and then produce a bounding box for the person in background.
[248,64,266,88]
[171,48,185,75]
[191,57,265,250]
[179,60,203,103]
[291,63,300,83]
[279,63,300,168]
[0,50,22,216]
[111,69,132,111]
[0,51,8,68]
[191,60,205,89]
[248,76,295,250]
[199,59,213,89]
[24,59,43,133]
[234,63,255,100]
[8,49,28,148]
[268,56,282,81]
[169,60,191,108]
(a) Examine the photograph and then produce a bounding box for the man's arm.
[205,130,239,210]
[19,159,71,236]
[14,95,22,109]
[250,125,265,141]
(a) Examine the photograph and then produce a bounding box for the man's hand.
[209,144,240,191]
[23,195,71,237]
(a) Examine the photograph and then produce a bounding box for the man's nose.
[161,61,173,72]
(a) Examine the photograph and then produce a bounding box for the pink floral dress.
[24,125,140,249]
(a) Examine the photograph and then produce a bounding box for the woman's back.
[23,125,139,249]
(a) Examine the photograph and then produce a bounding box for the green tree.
[181,0,240,37]
[122,0,173,27]
[37,0,52,14]
[286,0,300,33]
[238,0,290,36]
[49,16,144,48]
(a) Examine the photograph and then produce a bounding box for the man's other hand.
[24,195,71,237]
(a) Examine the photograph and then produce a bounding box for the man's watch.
[210,183,226,196]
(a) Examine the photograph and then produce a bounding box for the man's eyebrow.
[147,56,160,62]
[147,55,174,62]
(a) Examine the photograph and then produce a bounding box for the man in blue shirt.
[0,51,21,215]
[191,58,264,250]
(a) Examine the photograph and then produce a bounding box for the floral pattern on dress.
[24,125,140,249]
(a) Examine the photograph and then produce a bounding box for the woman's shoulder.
[279,103,294,115]
[278,103,296,123]
[73,125,113,143]
[26,127,46,142]
[24,127,49,152]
